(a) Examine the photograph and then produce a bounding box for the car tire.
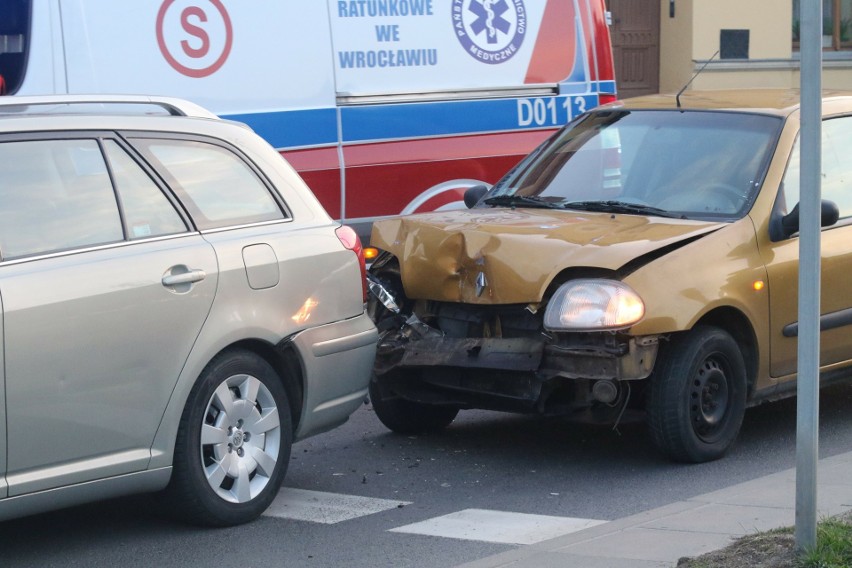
[646,326,747,463]
[164,349,292,526]
[369,377,458,435]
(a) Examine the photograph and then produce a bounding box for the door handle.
[162,269,206,287]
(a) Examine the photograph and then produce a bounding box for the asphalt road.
[4,382,852,568]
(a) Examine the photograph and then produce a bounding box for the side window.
[821,117,852,216]
[103,140,187,239]
[782,116,852,219]
[0,139,123,260]
[781,137,801,214]
[131,139,285,230]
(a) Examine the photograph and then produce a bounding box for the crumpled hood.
[371,208,725,304]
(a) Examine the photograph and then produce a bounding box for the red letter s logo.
[158,0,232,78]
[180,6,209,58]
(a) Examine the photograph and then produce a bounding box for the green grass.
[799,516,852,568]
[676,514,852,567]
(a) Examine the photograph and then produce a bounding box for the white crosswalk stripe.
[388,508,607,545]
[264,487,411,524]
[264,489,607,545]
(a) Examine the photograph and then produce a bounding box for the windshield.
[486,110,782,220]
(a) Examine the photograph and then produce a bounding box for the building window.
[793,0,852,50]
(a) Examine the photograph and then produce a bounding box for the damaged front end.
[367,255,660,425]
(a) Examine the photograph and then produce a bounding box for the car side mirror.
[463,184,489,208]
[780,199,840,238]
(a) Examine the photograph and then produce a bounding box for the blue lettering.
[375,24,400,42]
[336,0,434,17]
[405,50,421,65]
[338,51,356,67]
[338,49,438,68]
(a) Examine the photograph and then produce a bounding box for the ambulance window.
[0,0,29,95]
[131,138,286,230]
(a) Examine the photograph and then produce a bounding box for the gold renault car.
[366,89,851,463]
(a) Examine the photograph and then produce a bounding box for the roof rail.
[0,94,219,119]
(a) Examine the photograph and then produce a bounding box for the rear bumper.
[289,312,378,441]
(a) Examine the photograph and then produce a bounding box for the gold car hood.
[371,209,725,304]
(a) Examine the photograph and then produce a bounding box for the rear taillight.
[336,225,368,303]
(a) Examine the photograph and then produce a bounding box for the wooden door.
[608,0,660,98]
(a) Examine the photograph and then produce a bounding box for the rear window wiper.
[562,200,686,219]
[483,195,565,209]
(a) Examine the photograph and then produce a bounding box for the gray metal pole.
[795,0,822,553]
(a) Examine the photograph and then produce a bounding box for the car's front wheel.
[369,378,458,434]
[165,349,292,526]
[646,326,747,463]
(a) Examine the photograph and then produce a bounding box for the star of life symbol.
[471,0,511,44]
[453,0,526,64]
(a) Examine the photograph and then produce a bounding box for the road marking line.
[264,488,411,524]
[389,508,607,545]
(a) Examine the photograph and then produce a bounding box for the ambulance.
[0,0,616,237]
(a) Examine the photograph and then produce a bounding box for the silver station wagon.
[0,95,377,526]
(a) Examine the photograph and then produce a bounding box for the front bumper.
[374,332,659,414]
[376,335,658,381]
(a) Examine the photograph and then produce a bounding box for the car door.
[0,135,217,496]
[765,115,852,380]
[0,289,6,499]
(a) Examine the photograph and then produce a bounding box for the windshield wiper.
[562,200,685,219]
[483,195,565,209]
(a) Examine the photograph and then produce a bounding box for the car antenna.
[676,51,720,111]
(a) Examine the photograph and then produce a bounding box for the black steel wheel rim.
[689,355,732,443]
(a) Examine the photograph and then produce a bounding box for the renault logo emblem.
[475,272,488,297]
